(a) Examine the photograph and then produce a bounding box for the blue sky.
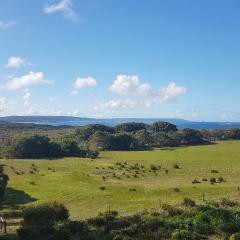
[0,0,240,121]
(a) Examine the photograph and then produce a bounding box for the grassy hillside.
[1,140,240,224]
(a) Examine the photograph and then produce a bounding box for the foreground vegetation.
[1,121,240,238]
[15,200,240,240]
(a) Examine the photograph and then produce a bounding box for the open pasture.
[1,140,240,220]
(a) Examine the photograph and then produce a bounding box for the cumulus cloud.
[73,76,98,89]
[5,71,52,90]
[44,0,79,22]
[5,56,28,69]
[92,99,137,111]
[109,75,152,96]
[151,82,187,104]
[109,75,187,108]
[70,77,97,96]
[0,21,17,30]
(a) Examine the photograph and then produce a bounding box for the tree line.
[71,122,209,151]
[1,121,240,159]
[0,135,98,159]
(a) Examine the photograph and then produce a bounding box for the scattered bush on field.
[182,197,196,207]
[210,177,216,184]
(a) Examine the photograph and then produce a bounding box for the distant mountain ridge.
[0,115,240,130]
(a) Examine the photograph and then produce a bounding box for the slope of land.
[1,140,240,222]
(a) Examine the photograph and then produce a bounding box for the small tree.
[0,165,9,206]
[152,121,178,133]
[18,202,69,240]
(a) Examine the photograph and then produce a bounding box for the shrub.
[172,229,200,240]
[150,164,159,171]
[192,179,201,184]
[99,186,106,190]
[129,188,136,192]
[21,202,69,227]
[165,169,169,174]
[210,177,216,184]
[161,204,183,216]
[182,197,196,207]
[173,187,180,192]
[211,169,219,173]
[218,177,224,183]
[173,163,180,169]
[202,178,208,181]
[18,202,69,240]
[220,198,238,207]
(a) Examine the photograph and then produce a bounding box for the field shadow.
[2,187,37,209]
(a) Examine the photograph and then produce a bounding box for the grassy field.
[1,140,240,228]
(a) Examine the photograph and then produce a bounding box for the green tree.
[115,122,149,133]
[2,135,61,159]
[106,133,134,150]
[134,130,153,148]
[18,202,69,240]
[59,137,86,157]
[153,132,180,147]
[180,128,204,145]
[152,121,178,132]
[88,131,110,150]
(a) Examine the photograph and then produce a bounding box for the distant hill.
[0,115,240,130]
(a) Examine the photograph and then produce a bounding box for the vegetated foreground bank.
[15,199,240,240]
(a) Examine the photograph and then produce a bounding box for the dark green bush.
[182,198,196,207]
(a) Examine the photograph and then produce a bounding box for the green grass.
[1,140,240,222]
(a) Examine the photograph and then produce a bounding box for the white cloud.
[44,0,79,22]
[72,109,79,116]
[154,82,187,103]
[109,75,152,96]
[0,97,15,114]
[0,97,8,106]
[5,71,52,90]
[73,76,98,89]
[22,91,32,106]
[92,99,137,111]
[69,90,78,96]
[109,75,187,108]
[0,21,17,30]
[5,57,27,69]
[172,109,198,120]
[23,91,31,100]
